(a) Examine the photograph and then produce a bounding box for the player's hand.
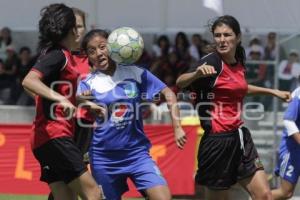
[274,90,291,102]
[195,62,217,78]
[58,99,76,118]
[78,100,106,118]
[78,90,95,100]
[174,127,187,149]
[89,104,106,118]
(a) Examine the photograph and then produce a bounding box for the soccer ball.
[107,27,144,65]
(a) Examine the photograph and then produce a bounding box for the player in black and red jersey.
[46,7,96,200]
[22,4,102,200]
[177,15,291,200]
[71,7,95,158]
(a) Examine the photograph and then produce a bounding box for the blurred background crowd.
[1,26,300,112]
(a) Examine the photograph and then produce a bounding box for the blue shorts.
[90,150,167,200]
[275,149,300,184]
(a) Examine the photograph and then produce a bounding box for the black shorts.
[74,118,93,155]
[195,127,264,190]
[33,137,88,184]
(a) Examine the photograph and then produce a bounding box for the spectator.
[0,27,13,60]
[0,59,10,104]
[278,49,300,91]
[174,31,191,62]
[151,35,173,59]
[5,45,19,103]
[246,45,267,86]
[0,45,18,104]
[246,36,264,59]
[16,47,34,105]
[189,33,204,62]
[264,32,277,60]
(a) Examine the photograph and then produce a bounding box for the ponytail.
[37,4,76,52]
[235,43,246,66]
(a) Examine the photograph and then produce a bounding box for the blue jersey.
[279,87,300,153]
[275,89,300,184]
[77,65,166,153]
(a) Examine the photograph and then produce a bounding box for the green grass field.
[0,195,46,200]
[0,195,143,200]
[0,194,194,200]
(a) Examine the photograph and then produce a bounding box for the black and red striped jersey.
[189,52,248,134]
[31,47,80,149]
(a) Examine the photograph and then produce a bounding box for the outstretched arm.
[23,71,76,116]
[176,63,216,89]
[160,87,187,149]
[176,71,200,89]
[247,84,291,102]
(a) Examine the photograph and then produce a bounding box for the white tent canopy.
[0,0,300,34]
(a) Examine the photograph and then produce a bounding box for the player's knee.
[83,185,101,200]
[162,194,172,200]
[148,194,171,200]
[281,189,294,199]
[91,186,102,200]
[256,189,272,200]
[149,197,171,200]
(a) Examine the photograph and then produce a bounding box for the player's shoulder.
[37,48,66,63]
[198,52,223,75]
[200,52,222,69]
[201,52,221,61]
[81,72,98,85]
[45,47,65,58]
[118,64,144,72]
[117,64,144,82]
[292,87,300,99]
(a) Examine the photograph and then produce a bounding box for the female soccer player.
[71,7,95,159]
[176,15,291,200]
[272,85,300,199]
[22,4,101,200]
[47,7,96,200]
[77,29,187,200]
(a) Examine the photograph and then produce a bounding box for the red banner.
[0,124,48,194]
[0,124,197,196]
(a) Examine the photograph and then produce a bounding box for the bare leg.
[144,185,171,200]
[238,170,272,200]
[271,178,296,200]
[68,171,102,200]
[49,181,77,200]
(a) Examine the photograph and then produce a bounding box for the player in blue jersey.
[272,86,300,199]
[77,29,187,200]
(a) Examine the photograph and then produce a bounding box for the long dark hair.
[72,7,86,28]
[38,3,76,52]
[81,29,109,52]
[0,27,12,46]
[211,15,246,65]
[157,35,170,57]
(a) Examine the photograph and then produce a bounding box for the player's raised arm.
[247,84,291,102]
[160,87,187,149]
[176,63,216,89]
